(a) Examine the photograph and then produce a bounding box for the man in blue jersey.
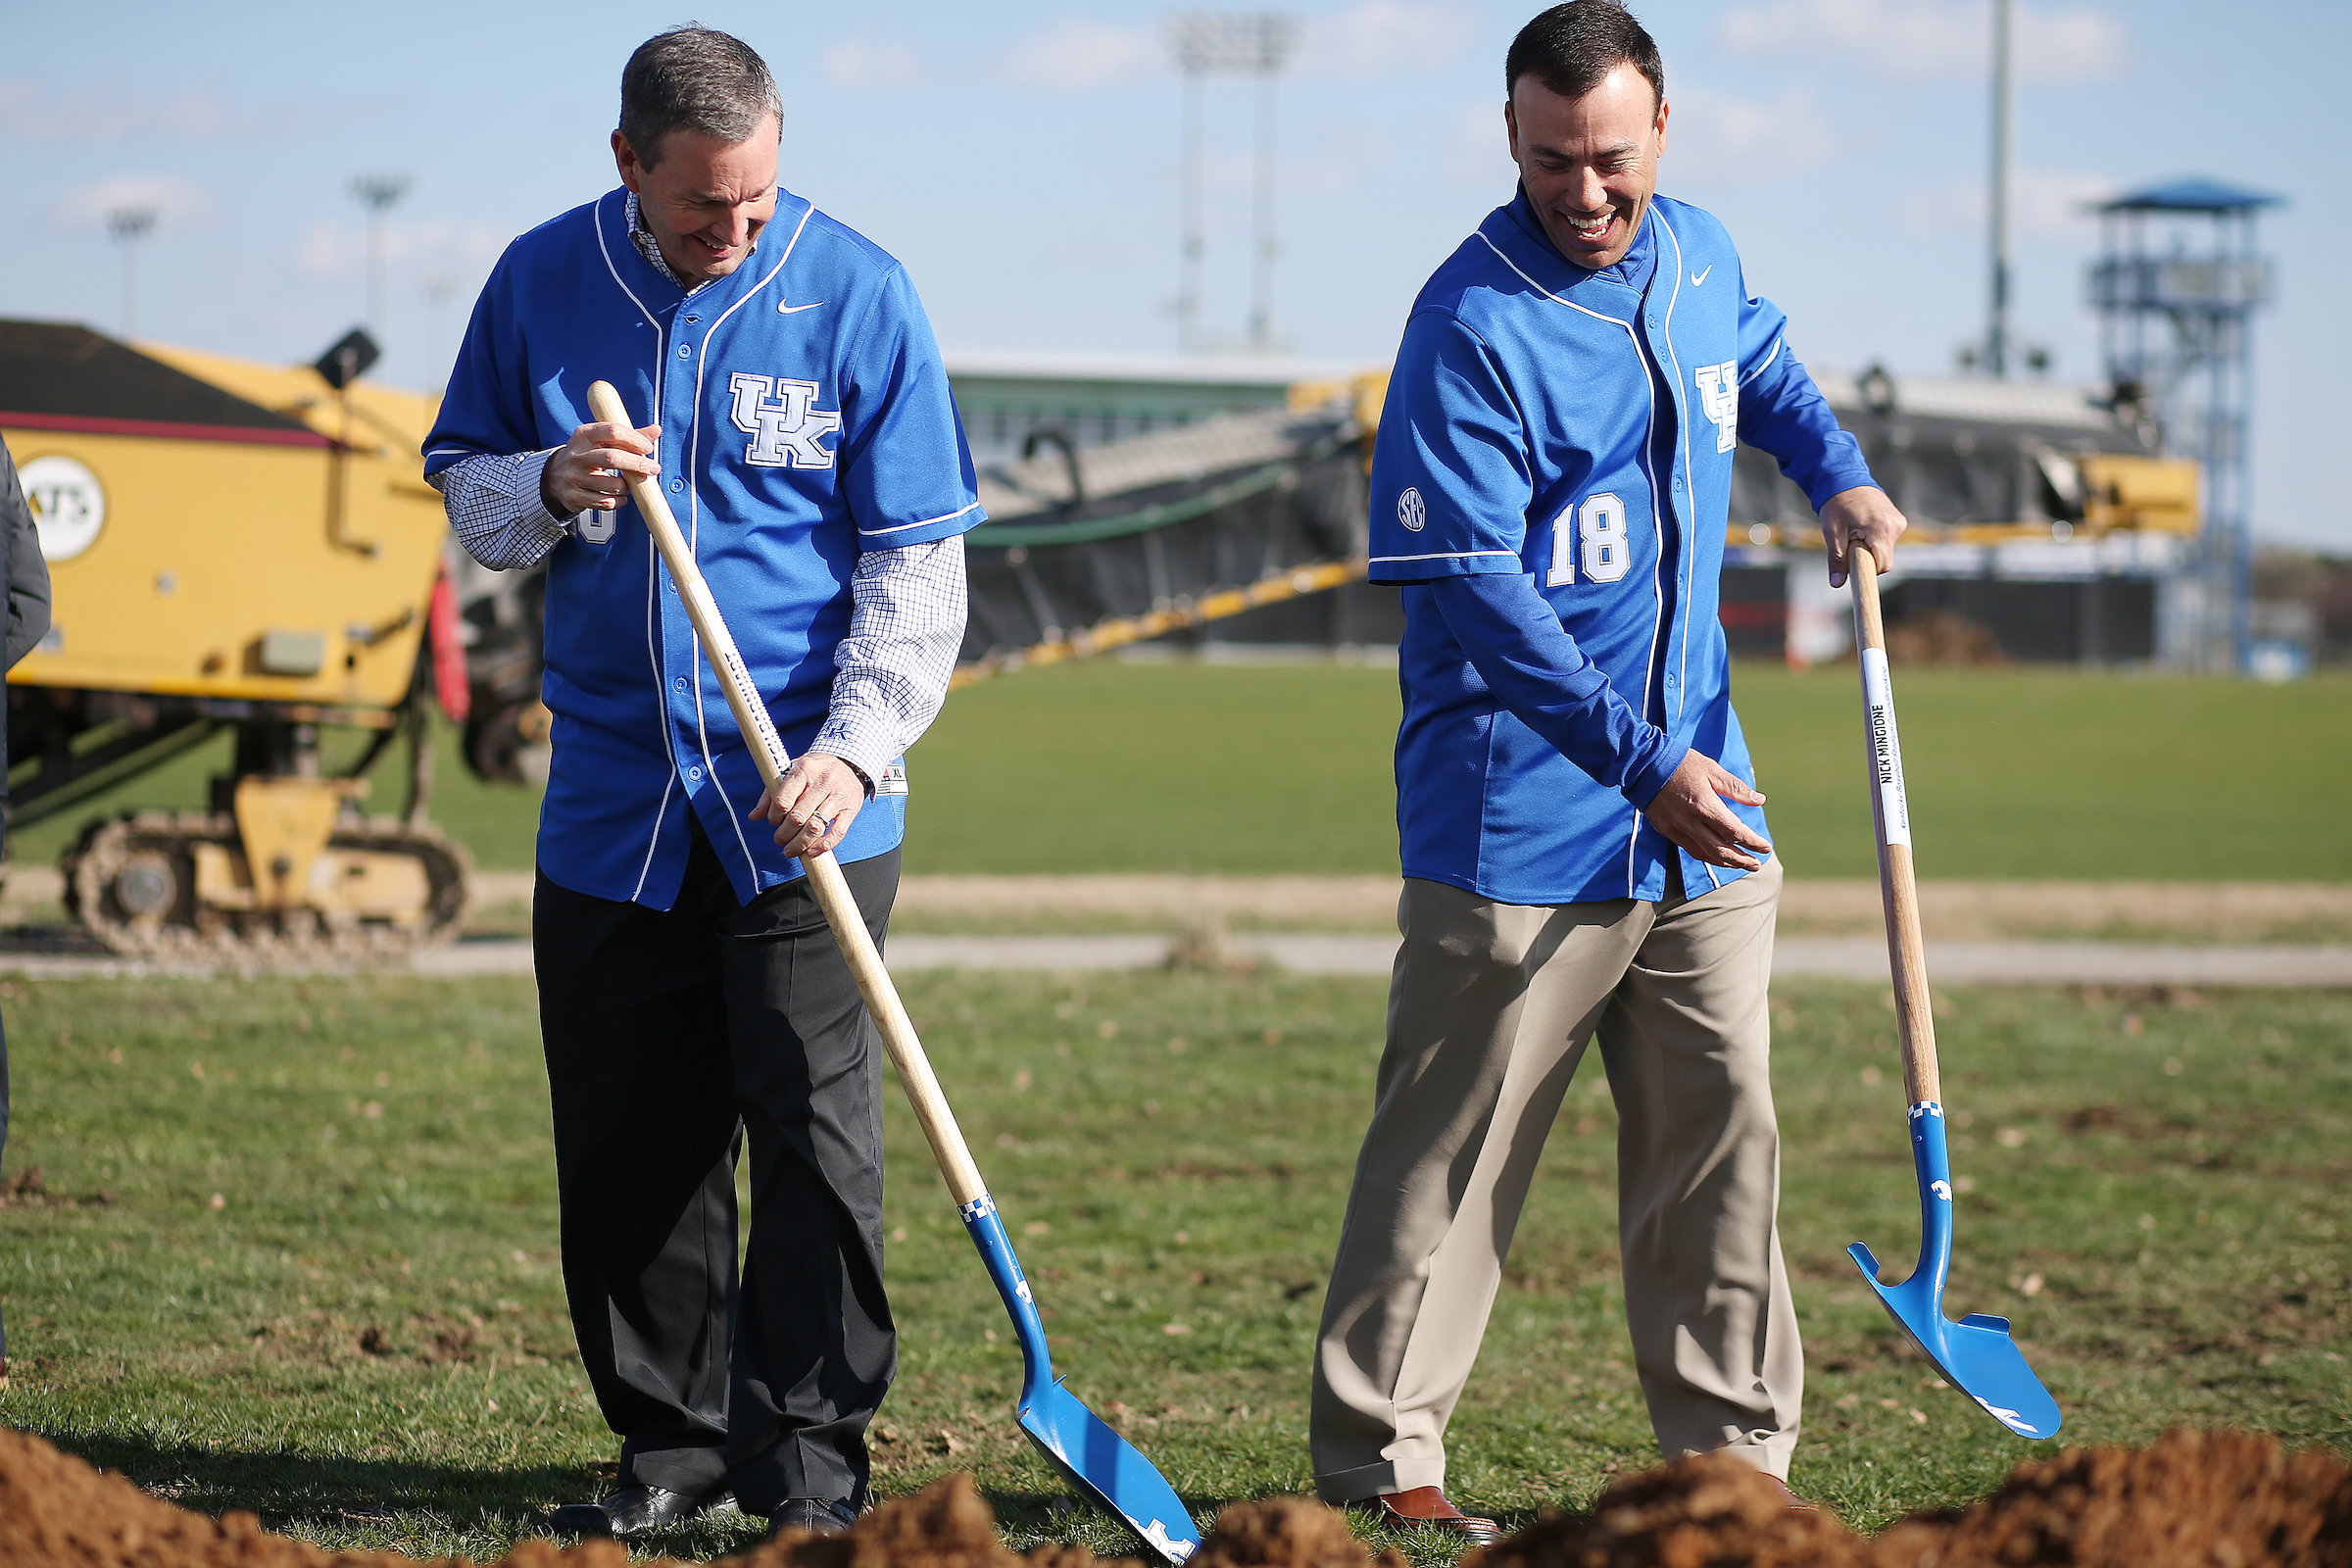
[1309,2,1904,1537]
[425,26,983,1542]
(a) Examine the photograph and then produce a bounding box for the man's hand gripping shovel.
[586,382,1200,1563]
[1844,544,2062,1443]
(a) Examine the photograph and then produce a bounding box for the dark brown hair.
[1504,2,1665,110]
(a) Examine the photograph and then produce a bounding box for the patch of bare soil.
[1774,881,2352,944]
[888,874,2352,944]
[3,1425,2346,1568]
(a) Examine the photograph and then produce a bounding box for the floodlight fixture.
[1164,11,1298,356]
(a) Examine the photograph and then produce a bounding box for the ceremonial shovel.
[1843,546,2063,1442]
[586,382,1201,1563]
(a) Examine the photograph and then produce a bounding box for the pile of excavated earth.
[0,1425,2345,1568]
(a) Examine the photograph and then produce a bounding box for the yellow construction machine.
[3,319,474,957]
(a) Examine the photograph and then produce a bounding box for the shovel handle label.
[1861,649,1911,848]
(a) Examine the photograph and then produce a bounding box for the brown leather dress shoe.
[1756,1474,1821,1515]
[1347,1486,1504,1546]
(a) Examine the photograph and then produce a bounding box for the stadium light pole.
[351,172,414,347]
[107,206,160,339]
[422,274,458,397]
[1984,0,2013,377]
[1166,12,1298,356]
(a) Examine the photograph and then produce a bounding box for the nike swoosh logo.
[1690,267,1712,287]
[776,300,826,315]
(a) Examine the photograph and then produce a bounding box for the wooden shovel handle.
[1849,550,1942,1107]
[583,380,988,1205]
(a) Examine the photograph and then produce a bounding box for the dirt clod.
[1191,1494,1402,1568]
[1469,1456,1863,1568]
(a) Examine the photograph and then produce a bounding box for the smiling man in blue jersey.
[424,27,982,1543]
[1308,1,1905,1537]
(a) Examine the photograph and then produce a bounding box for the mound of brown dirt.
[0,1422,402,1568]
[1467,1454,1865,1568]
[1467,1429,2352,1568]
[731,1472,1102,1568]
[6,1421,2349,1568]
[1875,1426,2352,1568]
[1189,1494,1402,1568]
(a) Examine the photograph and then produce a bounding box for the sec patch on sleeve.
[1397,486,1427,532]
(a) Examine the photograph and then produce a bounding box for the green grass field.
[0,969,2343,1558]
[11,662,2351,884]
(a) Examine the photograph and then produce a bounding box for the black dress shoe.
[765,1496,858,1540]
[547,1484,738,1539]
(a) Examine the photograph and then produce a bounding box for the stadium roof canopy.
[2096,177,2283,215]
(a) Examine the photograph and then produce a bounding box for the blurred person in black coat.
[0,438,56,1380]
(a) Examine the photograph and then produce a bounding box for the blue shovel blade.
[962,1195,1202,1564]
[1019,1380,1200,1565]
[1849,1103,2062,1442]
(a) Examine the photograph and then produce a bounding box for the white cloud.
[823,37,928,91]
[998,18,1160,91]
[294,218,510,283]
[0,74,375,143]
[47,174,214,231]
[1664,84,1838,179]
[1301,2,1478,80]
[1717,0,2130,83]
[1895,166,2117,237]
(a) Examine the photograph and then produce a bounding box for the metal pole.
[1249,46,1278,352]
[1986,0,2012,377]
[1180,68,1205,354]
[107,207,159,338]
[422,275,457,397]
[350,173,413,347]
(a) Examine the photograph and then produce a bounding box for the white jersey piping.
[1740,334,1784,386]
[1372,548,1523,564]
[1655,209,1694,729]
[865,499,980,535]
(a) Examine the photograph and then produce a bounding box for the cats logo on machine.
[21,454,106,562]
[728,373,842,469]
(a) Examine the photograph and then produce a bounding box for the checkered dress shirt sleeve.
[429,451,575,570]
[808,536,968,787]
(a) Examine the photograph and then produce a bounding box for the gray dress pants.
[1310,857,1799,1499]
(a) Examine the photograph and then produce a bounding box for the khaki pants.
[1310,858,1799,1500]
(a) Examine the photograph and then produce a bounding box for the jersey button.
[687,765,704,780]
[668,477,685,493]
[674,677,688,692]
[677,344,692,358]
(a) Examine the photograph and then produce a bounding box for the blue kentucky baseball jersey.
[425,187,983,910]
[1370,189,1876,906]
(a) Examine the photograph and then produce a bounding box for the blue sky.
[9,0,2346,547]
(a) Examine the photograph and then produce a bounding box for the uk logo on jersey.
[728,373,842,468]
[1694,361,1739,454]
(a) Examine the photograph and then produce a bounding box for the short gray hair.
[618,25,781,168]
